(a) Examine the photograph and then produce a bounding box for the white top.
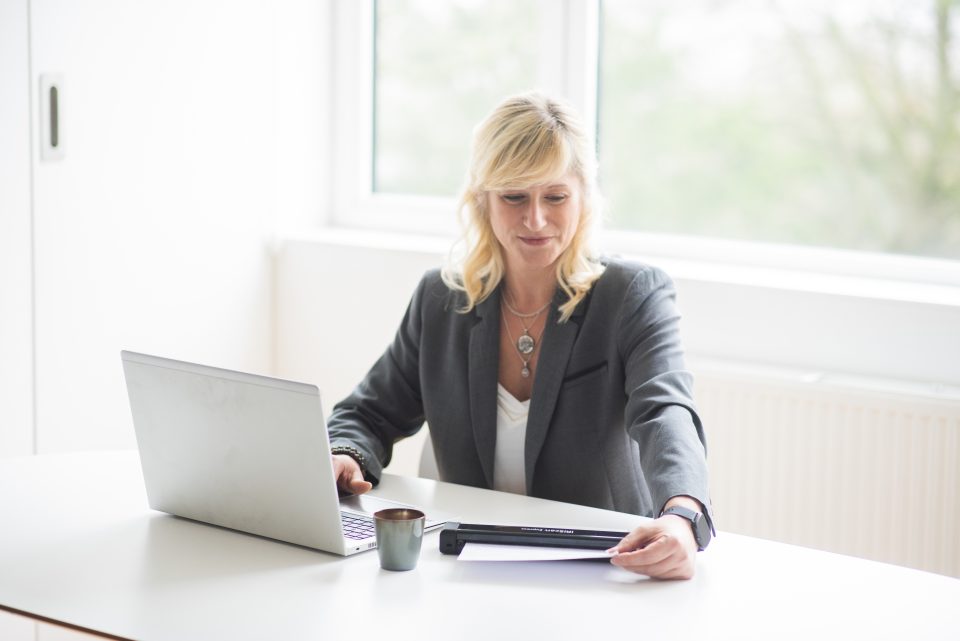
[493,383,529,495]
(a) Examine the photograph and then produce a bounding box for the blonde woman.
[327,93,713,579]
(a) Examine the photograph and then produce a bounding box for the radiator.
[695,362,960,578]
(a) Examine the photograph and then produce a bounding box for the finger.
[337,473,371,494]
[612,541,675,569]
[349,470,373,494]
[612,533,697,579]
[612,542,683,576]
[334,466,360,493]
[335,473,354,493]
[611,535,672,567]
[608,525,659,554]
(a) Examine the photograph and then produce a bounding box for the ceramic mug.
[373,508,425,571]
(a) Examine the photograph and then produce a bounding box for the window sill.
[276,225,960,387]
[282,225,960,307]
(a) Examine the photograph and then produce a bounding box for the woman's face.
[487,173,583,274]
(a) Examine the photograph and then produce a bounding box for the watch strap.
[662,505,698,521]
[661,505,710,551]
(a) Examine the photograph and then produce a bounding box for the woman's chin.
[507,253,560,273]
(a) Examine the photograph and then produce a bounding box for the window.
[373,0,542,196]
[338,0,960,263]
[600,0,960,259]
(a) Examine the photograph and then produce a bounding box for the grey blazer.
[328,258,713,524]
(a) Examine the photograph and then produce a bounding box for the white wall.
[273,0,332,232]
[0,0,34,458]
[275,232,446,474]
[0,0,330,457]
[275,233,447,402]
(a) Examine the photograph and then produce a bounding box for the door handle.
[40,74,65,162]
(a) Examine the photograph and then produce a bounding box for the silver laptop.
[121,350,448,556]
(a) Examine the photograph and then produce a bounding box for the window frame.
[330,0,960,296]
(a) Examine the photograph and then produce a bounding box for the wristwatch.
[661,505,712,551]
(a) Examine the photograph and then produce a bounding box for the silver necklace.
[501,308,543,378]
[503,293,551,356]
[503,296,551,319]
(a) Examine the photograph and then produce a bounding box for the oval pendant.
[517,333,535,355]
[521,365,531,378]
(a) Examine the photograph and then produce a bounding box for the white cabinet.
[2,0,329,457]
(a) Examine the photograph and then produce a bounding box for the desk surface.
[1,452,958,641]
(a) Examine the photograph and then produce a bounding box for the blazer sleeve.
[325,274,430,483]
[618,267,715,530]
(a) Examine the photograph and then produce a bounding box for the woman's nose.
[524,200,546,231]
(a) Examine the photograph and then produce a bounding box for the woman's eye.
[501,194,526,204]
[546,194,567,204]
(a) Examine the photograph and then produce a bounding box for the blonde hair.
[442,93,604,322]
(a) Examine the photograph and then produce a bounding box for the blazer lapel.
[524,290,583,492]
[468,287,501,489]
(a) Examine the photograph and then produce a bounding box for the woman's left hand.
[607,513,699,579]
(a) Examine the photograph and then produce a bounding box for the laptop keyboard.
[341,512,376,540]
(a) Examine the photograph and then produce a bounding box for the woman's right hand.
[332,454,373,495]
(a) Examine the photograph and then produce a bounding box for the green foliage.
[374,0,959,259]
[600,0,960,258]
[375,0,539,195]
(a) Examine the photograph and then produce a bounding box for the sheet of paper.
[457,542,618,562]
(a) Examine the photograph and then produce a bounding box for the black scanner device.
[439,522,629,555]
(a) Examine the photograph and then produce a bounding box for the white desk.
[1,452,958,641]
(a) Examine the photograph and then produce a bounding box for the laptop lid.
[122,350,368,555]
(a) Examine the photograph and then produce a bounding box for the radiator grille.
[697,368,960,578]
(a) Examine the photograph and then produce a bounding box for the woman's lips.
[519,236,552,246]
